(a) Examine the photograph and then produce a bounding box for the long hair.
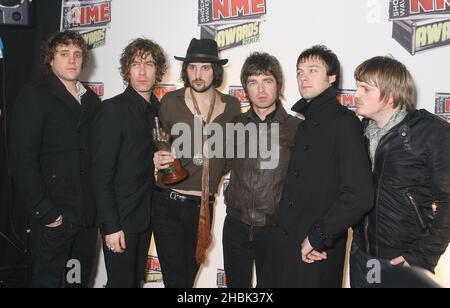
[120,38,167,85]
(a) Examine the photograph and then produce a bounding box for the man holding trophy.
[92,39,167,288]
[153,38,241,288]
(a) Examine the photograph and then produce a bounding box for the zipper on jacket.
[405,190,428,231]
[370,127,397,257]
[250,155,256,243]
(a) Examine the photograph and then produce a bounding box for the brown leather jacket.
[224,104,301,227]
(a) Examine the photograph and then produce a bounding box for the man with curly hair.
[92,38,167,288]
[9,31,102,288]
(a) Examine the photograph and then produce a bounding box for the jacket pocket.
[405,190,428,231]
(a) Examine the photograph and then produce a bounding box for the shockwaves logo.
[61,0,112,50]
[390,0,450,55]
[435,92,450,123]
[145,255,163,284]
[229,86,251,113]
[198,0,267,51]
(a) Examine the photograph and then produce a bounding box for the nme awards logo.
[229,86,251,113]
[198,0,267,51]
[337,89,357,111]
[153,84,177,101]
[217,269,228,288]
[145,255,163,283]
[435,92,450,123]
[390,0,450,55]
[61,0,112,50]
[85,82,105,98]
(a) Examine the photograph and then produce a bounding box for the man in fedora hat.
[153,38,240,288]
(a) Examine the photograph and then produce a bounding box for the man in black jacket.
[9,31,102,288]
[351,56,450,288]
[92,38,167,288]
[262,45,374,288]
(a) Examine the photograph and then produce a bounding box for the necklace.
[190,88,217,126]
[189,88,218,265]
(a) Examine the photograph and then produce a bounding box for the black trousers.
[29,218,97,288]
[349,242,393,288]
[103,228,152,288]
[152,190,213,288]
[222,216,272,288]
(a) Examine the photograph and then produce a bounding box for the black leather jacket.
[354,110,450,272]
[224,104,301,228]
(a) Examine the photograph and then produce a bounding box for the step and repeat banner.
[59,0,450,288]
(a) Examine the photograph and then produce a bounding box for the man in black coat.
[262,45,374,288]
[9,31,102,288]
[92,39,167,288]
[351,56,450,288]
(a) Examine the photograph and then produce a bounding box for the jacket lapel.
[124,87,152,133]
[48,73,81,122]
[78,89,100,128]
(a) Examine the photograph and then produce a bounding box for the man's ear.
[384,96,395,107]
[328,75,336,85]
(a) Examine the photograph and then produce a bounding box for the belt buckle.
[169,191,178,201]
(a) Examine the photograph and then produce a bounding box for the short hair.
[354,56,416,112]
[40,31,89,75]
[240,52,284,100]
[181,62,224,88]
[297,45,341,88]
[120,38,167,85]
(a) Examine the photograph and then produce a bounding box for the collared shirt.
[75,81,87,104]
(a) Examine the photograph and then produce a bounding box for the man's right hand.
[46,215,63,228]
[105,231,127,254]
[154,151,175,170]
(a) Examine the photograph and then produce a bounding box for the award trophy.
[153,117,188,185]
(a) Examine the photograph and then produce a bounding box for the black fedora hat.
[174,38,228,65]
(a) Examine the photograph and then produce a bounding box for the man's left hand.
[301,237,327,264]
[390,256,410,267]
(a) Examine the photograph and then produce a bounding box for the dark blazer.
[262,87,374,288]
[9,73,102,226]
[92,87,159,236]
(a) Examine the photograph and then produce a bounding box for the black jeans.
[103,228,151,288]
[30,218,97,288]
[222,216,272,288]
[349,242,394,288]
[152,190,213,288]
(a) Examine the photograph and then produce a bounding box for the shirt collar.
[76,81,87,102]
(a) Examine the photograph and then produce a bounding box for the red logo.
[445,98,450,112]
[337,90,356,109]
[153,85,177,101]
[411,0,450,13]
[213,0,266,21]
